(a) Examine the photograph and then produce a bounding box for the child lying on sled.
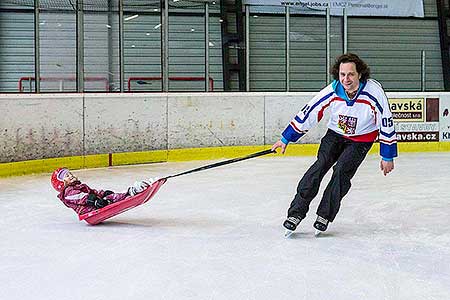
[51,167,156,215]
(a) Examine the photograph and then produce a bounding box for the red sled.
[78,178,167,225]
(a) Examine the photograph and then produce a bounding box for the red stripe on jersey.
[343,130,379,142]
[355,99,377,120]
[335,97,377,125]
[355,99,377,124]
[333,97,376,112]
[379,138,397,145]
[355,99,376,110]
[290,121,302,133]
[318,97,339,122]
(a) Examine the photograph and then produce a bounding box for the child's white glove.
[127,177,161,196]
[128,180,150,196]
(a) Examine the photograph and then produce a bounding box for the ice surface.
[1,153,450,300]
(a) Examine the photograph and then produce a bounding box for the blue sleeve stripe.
[380,143,398,159]
[282,125,304,142]
[294,91,335,124]
[380,130,396,138]
[360,91,383,113]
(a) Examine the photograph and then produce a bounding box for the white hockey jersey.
[281,79,398,159]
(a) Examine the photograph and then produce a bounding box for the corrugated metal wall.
[39,11,77,92]
[0,0,446,92]
[0,9,35,92]
[0,2,223,92]
[348,17,442,91]
[248,14,343,91]
[248,0,443,91]
[125,14,223,92]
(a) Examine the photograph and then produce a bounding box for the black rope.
[163,149,275,180]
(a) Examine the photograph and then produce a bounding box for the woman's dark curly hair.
[331,53,370,82]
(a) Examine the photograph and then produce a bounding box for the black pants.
[287,129,373,222]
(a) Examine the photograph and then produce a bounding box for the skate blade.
[314,229,323,237]
[284,229,295,238]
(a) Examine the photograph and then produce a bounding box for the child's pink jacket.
[57,181,128,215]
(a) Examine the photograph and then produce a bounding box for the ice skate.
[313,216,329,237]
[283,216,301,238]
[284,229,295,238]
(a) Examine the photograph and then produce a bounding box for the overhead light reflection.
[125,14,139,21]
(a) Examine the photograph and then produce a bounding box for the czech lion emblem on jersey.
[338,115,357,134]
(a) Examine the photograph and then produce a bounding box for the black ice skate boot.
[313,216,329,236]
[283,216,302,238]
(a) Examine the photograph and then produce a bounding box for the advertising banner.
[242,0,424,17]
[389,98,424,122]
[392,97,440,142]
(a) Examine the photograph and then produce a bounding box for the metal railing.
[127,76,214,92]
[18,76,109,92]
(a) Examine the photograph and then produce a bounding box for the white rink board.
[167,94,265,148]
[2,92,450,162]
[0,94,84,161]
[84,94,168,154]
